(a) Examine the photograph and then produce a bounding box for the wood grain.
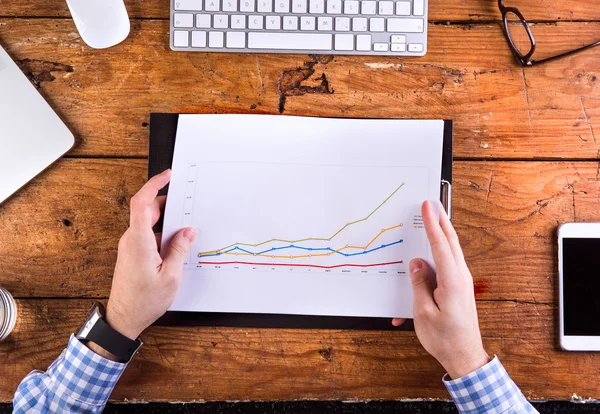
[1,0,600,404]
[0,20,597,158]
[1,0,599,21]
[2,159,600,303]
[0,298,595,402]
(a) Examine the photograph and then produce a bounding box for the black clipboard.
[151,114,453,331]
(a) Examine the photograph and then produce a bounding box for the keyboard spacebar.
[248,33,333,50]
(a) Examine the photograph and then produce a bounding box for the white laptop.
[0,45,74,204]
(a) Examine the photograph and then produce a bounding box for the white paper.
[162,115,444,318]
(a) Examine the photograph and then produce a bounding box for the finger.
[155,233,162,250]
[150,196,167,227]
[130,170,171,229]
[391,318,406,327]
[161,228,196,278]
[437,206,470,275]
[409,258,438,313]
[422,200,457,286]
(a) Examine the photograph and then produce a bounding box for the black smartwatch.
[76,302,143,363]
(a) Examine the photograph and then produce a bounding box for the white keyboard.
[170,0,428,55]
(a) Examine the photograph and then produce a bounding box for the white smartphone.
[558,222,600,351]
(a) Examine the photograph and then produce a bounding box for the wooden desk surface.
[0,0,599,403]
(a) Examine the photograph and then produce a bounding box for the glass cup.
[0,287,17,341]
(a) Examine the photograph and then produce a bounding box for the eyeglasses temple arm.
[530,40,600,66]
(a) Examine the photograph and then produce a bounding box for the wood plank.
[0,20,598,158]
[0,159,143,298]
[0,298,595,402]
[2,159,600,303]
[1,0,599,21]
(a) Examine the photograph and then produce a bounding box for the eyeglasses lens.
[504,11,534,57]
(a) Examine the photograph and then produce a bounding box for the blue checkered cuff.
[51,335,128,404]
[443,356,538,414]
[14,334,127,413]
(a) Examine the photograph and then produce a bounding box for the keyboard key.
[248,32,332,49]
[335,16,350,31]
[231,14,246,28]
[301,16,316,30]
[223,0,238,11]
[175,0,203,10]
[214,14,229,28]
[391,34,406,43]
[369,17,384,31]
[391,43,406,51]
[275,0,290,12]
[356,34,371,50]
[227,31,246,47]
[205,0,220,10]
[266,15,281,29]
[196,14,211,27]
[387,18,423,32]
[326,0,341,14]
[374,42,388,51]
[257,0,273,12]
[174,13,194,27]
[284,15,299,29]
[240,0,256,11]
[209,31,224,47]
[192,31,207,47]
[395,1,410,15]
[309,0,324,13]
[352,17,367,31]
[292,0,307,13]
[344,0,359,14]
[378,1,393,15]
[334,33,353,50]
[361,1,376,14]
[249,15,264,28]
[413,0,424,15]
[173,30,190,46]
[317,16,333,30]
[408,43,423,52]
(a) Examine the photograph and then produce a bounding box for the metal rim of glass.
[498,0,600,67]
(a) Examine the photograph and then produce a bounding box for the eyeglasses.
[498,0,599,67]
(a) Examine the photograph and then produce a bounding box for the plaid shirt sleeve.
[444,356,539,414]
[13,334,128,413]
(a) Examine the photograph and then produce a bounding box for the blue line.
[199,239,403,258]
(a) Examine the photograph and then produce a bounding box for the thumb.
[409,258,436,311]
[161,228,196,275]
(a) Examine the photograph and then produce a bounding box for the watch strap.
[76,302,142,363]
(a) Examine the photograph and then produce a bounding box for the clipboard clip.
[441,180,452,219]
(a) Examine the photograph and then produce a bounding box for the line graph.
[199,224,404,258]
[177,161,432,274]
[199,183,405,256]
[196,181,408,270]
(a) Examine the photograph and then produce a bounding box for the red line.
[196,260,403,269]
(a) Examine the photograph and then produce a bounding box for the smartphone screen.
[563,238,600,336]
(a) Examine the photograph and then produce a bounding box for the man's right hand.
[106,169,196,343]
[394,200,490,379]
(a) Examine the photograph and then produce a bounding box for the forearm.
[13,335,127,414]
[444,356,538,414]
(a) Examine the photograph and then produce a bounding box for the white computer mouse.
[66,0,130,49]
